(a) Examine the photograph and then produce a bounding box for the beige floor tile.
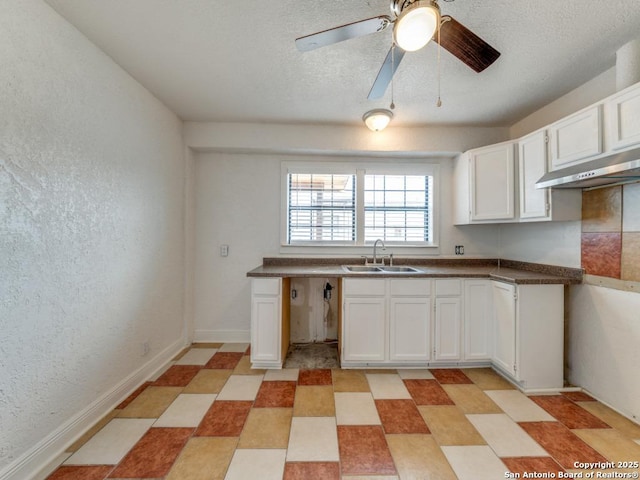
[467,414,548,457]
[578,401,640,439]
[174,348,217,366]
[182,369,232,394]
[340,477,399,480]
[485,390,555,422]
[165,437,237,480]
[442,385,503,414]
[225,448,286,480]
[293,386,336,417]
[116,386,183,418]
[418,406,486,446]
[386,434,457,480]
[441,445,508,480]
[332,369,370,392]
[153,393,216,427]
[335,392,381,425]
[172,347,191,361]
[238,408,293,449]
[218,343,250,353]
[215,374,264,401]
[191,342,224,349]
[461,368,515,390]
[286,417,340,461]
[396,369,435,380]
[366,374,411,399]
[263,368,299,381]
[67,410,118,452]
[233,355,267,375]
[573,428,640,464]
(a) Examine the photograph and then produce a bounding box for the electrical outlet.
[220,245,229,257]
[141,340,150,357]
[454,245,465,255]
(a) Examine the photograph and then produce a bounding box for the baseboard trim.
[193,329,250,343]
[0,338,186,480]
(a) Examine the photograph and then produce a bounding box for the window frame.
[281,161,440,249]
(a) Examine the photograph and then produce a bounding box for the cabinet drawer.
[252,278,281,296]
[343,278,386,296]
[389,279,431,297]
[435,279,462,296]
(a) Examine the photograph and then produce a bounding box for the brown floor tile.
[182,369,232,394]
[195,401,252,437]
[573,428,640,464]
[502,457,565,476]
[386,434,457,480]
[337,425,397,476]
[418,405,486,446]
[581,232,622,278]
[562,391,597,402]
[331,369,370,392]
[403,379,454,406]
[530,395,611,429]
[116,386,183,418]
[205,352,243,369]
[108,427,193,478]
[283,462,340,480]
[116,382,152,409]
[298,369,332,386]
[244,345,251,356]
[232,355,266,375]
[293,386,336,416]
[238,408,292,449]
[165,437,237,480]
[375,400,429,434]
[577,402,640,439]
[441,384,503,414]
[66,410,118,452]
[462,368,515,390]
[152,365,201,387]
[519,422,608,470]
[254,381,296,408]
[47,465,114,480]
[430,368,473,384]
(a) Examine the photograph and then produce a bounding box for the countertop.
[246,258,583,285]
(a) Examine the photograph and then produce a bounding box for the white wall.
[0,1,186,477]
[192,150,503,342]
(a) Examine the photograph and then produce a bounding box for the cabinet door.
[606,83,640,150]
[464,280,493,361]
[549,105,602,170]
[389,297,431,362]
[519,131,550,220]
[343,297,386,362]
[492,282,516,376]
[251,295,281,363]
[434,297,462,361]
[470,143,515,221]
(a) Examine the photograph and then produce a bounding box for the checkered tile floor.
[47,343,640,479]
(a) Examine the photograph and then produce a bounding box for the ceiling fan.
[295,0,501,100]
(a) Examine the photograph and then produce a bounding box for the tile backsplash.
[581,183,640,281]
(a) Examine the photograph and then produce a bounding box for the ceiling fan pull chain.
[436,17,442,107]
[390,44,396,109]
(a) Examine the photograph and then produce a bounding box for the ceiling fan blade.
[438,16,500,73]
[368,46,406,100]
[295,15,392,52]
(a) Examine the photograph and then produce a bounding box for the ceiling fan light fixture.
[393,1,440,52]
[363,108,393,131]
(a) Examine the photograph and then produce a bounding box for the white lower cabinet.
[433,279,462,362]
[250,278,283,368]
[343,296,386,362]
[463,279,493,361]
[389,295,432,362]
[491,281,564,391]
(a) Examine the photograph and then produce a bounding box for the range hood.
[536,147,640,189]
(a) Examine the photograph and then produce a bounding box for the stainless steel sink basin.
[342,265,382,272]
[380,266,420,273]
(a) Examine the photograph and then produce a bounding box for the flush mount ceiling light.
[363,109,393,131]
[393,0,441,52]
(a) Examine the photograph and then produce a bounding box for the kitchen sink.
[379,266,420,273]
[342,265,383,272]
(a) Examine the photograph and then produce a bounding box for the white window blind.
[364,174,433,243]
[287,173,355,243]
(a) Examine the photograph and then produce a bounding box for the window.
[283,162,438,246]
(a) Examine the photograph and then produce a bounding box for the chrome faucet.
[372,239,386,265]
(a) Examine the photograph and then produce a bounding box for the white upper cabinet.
[518,130,550,220]
[606,81,640,151]
[548,104,603,170]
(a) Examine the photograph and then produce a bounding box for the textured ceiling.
[45,0,640,127]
